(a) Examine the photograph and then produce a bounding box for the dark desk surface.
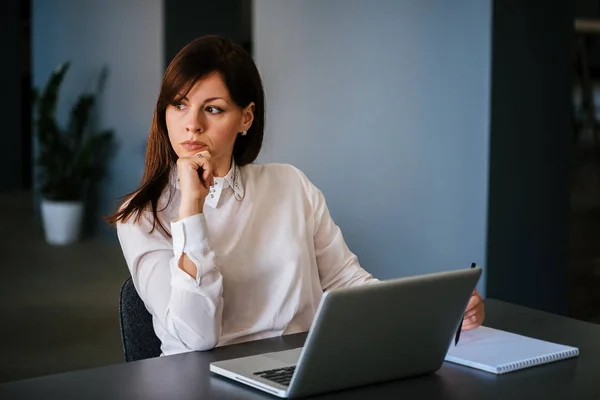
[1,299,599,399]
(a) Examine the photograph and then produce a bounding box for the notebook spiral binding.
[497,348,580,374]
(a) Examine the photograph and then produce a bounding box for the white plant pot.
[41,199,84,245]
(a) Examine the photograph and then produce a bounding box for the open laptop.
[210,267,482,398]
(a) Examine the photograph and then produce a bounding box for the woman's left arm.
[299,168,483,327]
[311,187,379,290]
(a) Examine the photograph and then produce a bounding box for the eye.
[206,106,223,114]
[174,103,187,110]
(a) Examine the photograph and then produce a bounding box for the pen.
[454,262,477,346]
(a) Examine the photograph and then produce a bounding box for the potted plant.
[32,62,114,245]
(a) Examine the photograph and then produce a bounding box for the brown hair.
[106,35,265,235]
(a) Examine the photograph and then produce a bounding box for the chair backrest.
[119,276,162,362]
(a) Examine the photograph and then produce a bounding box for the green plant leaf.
[31,61,115,201]
[37,62,70,125]
[67,93,95,149]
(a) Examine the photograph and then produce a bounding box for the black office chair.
[119,276,162,362]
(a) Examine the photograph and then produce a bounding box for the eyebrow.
[178,95,227,104]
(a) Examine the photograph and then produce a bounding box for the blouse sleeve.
[117,211,224,351]
[293,167,379,290]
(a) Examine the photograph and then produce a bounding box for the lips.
[181,141,207,151]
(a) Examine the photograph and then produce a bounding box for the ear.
[241,102,255,131]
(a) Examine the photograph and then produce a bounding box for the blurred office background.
[1,0,598,383]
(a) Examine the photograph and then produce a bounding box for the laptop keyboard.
[253,366,296,386]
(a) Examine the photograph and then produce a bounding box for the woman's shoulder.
[243,163,316,190]
[115,188,175,231]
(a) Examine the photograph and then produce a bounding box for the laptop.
[210,267,482,398]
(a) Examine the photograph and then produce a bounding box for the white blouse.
[117,162,378,356]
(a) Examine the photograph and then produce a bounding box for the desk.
[1,299,599,399]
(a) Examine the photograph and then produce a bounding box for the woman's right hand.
[177,150,214,219]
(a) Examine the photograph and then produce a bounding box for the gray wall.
[254,0,492,291]
[32,0,163,236]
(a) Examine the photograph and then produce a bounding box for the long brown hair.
[106,35,265,235]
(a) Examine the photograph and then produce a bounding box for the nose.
[185,109,205,133]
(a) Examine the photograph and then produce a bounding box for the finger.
[463,307,478,319]
[465,295,480,313]
[193,151,214,187]
[466,302,485,320]
[199,153,214,185]
[184,157,205,183]
[180,158,202,176]
[463,314,478,325]
[193,150,212,166]
[464,315,483,330]
[181,158,208,187]
[464,312,482,326]
[462,321,481,331]
[465,308,485,328]
[466,302,481,314]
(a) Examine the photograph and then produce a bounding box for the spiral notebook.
[444,326,579,374]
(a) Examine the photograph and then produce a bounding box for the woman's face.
[165,72,254,176]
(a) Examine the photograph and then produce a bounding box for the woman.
[108,35,484,356]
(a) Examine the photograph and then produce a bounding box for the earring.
[240,130,247,136]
